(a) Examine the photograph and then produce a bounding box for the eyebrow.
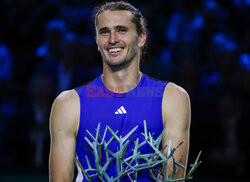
[98,27,109,33]
[98,25,128,33]
[115,25,128,31]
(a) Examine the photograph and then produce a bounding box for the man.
[49,1,190,181]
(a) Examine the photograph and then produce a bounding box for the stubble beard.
[103,48,137,72]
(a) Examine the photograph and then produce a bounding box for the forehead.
[96,10,135,29]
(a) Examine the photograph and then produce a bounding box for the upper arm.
[162,82,191,178]
[49,89,80,182]
[163,82,191,135]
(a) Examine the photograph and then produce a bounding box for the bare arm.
[49,90,80,182]
[162,83,191,180]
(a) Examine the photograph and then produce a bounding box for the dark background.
[0,0,250,181]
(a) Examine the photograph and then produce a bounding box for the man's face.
[95,10,146,69]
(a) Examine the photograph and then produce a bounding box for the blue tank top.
[75,73,168,181]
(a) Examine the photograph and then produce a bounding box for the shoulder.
[50,89,80,135]
[52,89,80,112]
[162,82,191,128]
[163,82,190,103]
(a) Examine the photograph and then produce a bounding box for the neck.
[101,58,141,93]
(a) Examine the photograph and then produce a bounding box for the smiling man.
[49,1,191,181]
[96,10,144,72]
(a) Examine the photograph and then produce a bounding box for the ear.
[95,35,100,51]
[138,31,147,48]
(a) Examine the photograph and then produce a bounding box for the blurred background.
[0,0,249,181]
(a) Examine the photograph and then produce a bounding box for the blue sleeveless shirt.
[75,73,168,181]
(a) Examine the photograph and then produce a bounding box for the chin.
[107,60,125,66]
[105,57,125,65]
[105,58,130,71]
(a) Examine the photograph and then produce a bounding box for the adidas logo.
[115,106,127,114]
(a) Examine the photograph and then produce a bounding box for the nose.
[109,31,118,44]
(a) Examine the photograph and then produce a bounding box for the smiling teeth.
[109,48,121,53]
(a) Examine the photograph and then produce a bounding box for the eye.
[99,29,109,35]
[100,31,108,35]
[117,26,128,33]
[119,28,127,33]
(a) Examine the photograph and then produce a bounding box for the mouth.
[107,47,123,56]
